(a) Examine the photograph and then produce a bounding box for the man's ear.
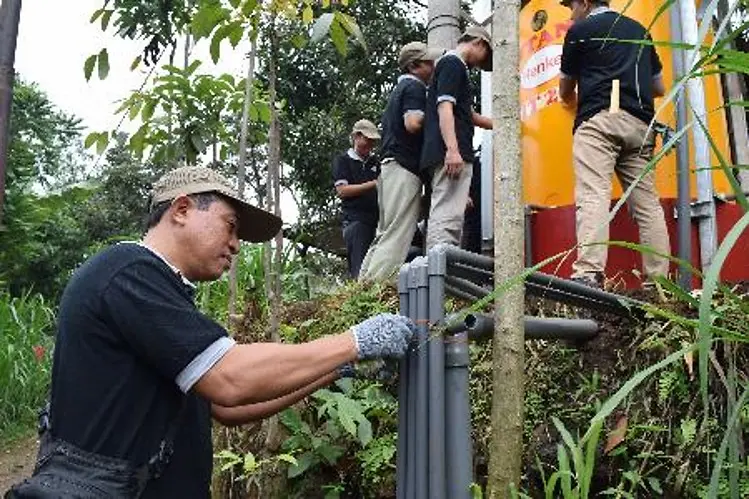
[170,195,192,227]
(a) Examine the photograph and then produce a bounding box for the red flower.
[32,345,45,362]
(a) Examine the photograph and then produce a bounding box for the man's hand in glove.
[350,313,415,360]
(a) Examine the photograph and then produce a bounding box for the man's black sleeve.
[332,155,351,187]
[402,81,427,117]
[561,26,581,79]
[102,260,228,383]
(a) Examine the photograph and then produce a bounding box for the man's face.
[569,0,591,21]
[468,39,491,70]
[412,60,435,83]
[353,133,376,158]
[173,195,240,281]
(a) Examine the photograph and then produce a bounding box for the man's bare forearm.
[438,102,459,152]
[472,111,492,130]
[211,371,339,426]
[336,181,376,198]
[195,333,357,407]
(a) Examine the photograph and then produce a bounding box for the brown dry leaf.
[684,349,695,380]
[604,415,628,454]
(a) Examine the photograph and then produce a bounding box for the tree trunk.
[488,1,524,497]
[268,22,282,344]
[0,0,22,226]
[228,36,258,320]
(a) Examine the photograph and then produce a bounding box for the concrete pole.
[427,0,460,50]
[679,0,718,272]
[0,0,22,227]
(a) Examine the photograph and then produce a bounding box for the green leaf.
[310,13,334,44]
[90,8,105,23]
[84,54,97,81]
[647,477,663,495]
[97,48,110,80]
[287,452,314,478]
[243,452,257,473]
[329,17,348,57]
[101,10,114,31]
[185,60,202,76]
[276,454,297,466]
[210,29,227,64]
[335,12,367,51]
[241,0,257,17]
[128,100,143,121]
[280,408,303,433]
[229,0,241,8]
[191,3,229,40]
[302,5,314,25]
[141,98,156,121]
[84,132,99,149]
[95,132,109,155]
[227,21,244,47]
[357,418,372,446]
[130,55,142,71]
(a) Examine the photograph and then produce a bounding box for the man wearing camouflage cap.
[359,41,442,282]
[420,26,493,251]
[332,119,382,278]
[9,166,414,498]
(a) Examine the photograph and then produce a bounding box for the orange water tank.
[519,0,733,208]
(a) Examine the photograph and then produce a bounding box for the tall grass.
[0,292,54,441]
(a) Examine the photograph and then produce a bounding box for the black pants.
[342,220,376,279]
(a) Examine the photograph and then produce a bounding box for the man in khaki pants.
[359,42,442,281]
[559,0,671,288]
[420,26,493,251]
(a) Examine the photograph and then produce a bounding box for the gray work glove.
[351,313,415,360]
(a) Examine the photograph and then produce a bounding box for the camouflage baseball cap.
[351,119,381,140]
[398,41,444,71]
[150,166,282,242]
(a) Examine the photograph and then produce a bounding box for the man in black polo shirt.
[420,26,493,251]
[9,166,413,498]
[560,0,670,288]
[333,119,381,278]
[359,41,442,281]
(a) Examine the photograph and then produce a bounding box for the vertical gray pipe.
[670,0,693,290]
[407,262,419,499]
[444,331,473,499]
[396,266,410,499]
[0,0,23,224]
[427,247,447,499]
[414,257,430,499]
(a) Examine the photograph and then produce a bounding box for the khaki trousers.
[572,110,671,280]
[359,160,422,281]
[426,161,473,251]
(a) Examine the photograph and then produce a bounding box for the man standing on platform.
[559,0,671,289]
[420,26,493,251]
[359,42,442,281]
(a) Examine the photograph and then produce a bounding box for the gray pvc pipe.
[414,257,430,499]
[407,263,419,499]
[670,0,693,291]
[396,266,410,499]
[445,313,599,342]
[427,247,447,499]
[444,331,473,499]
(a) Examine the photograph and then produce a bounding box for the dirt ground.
[0,433,38,494]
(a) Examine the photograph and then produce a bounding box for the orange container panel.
[519,0,733,208]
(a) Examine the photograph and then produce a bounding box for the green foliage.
[268,0,426,221]
[0,293,54,440]
[279,378,397,495]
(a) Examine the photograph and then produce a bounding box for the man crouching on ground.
[7,166,414,499]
